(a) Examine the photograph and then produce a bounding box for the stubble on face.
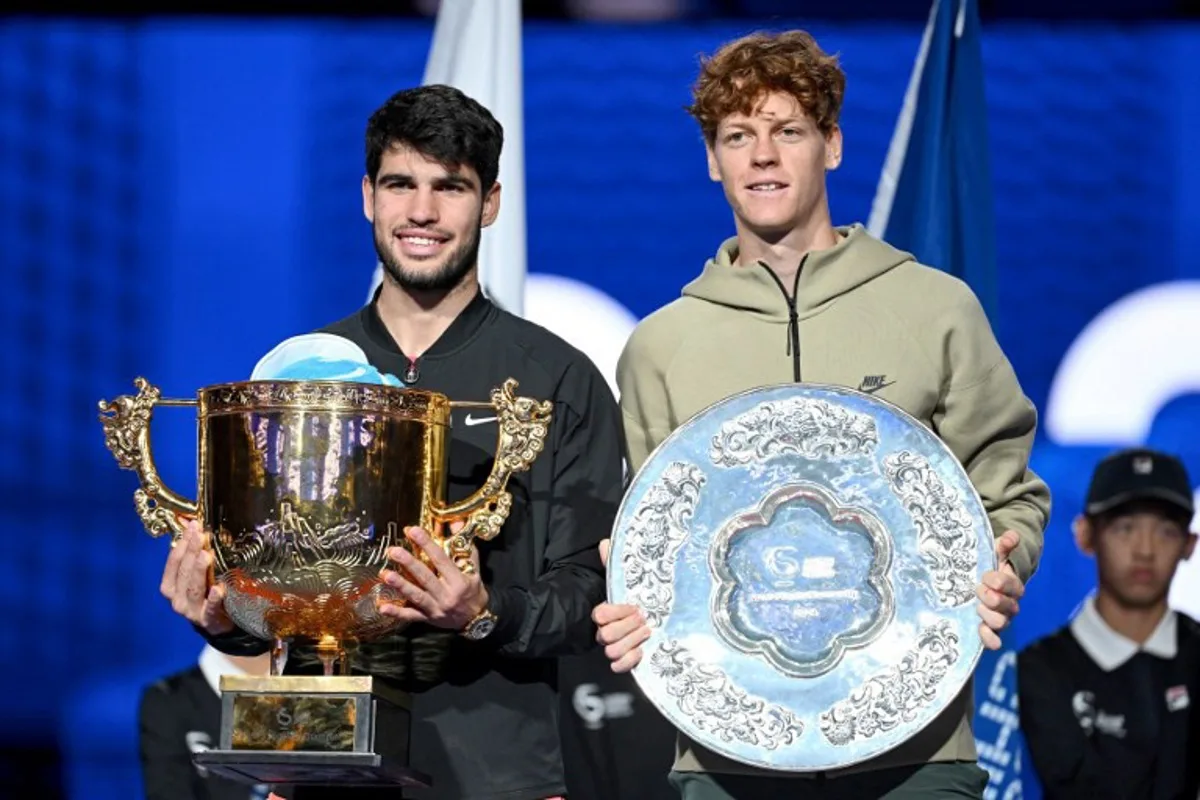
[373,213,482,294]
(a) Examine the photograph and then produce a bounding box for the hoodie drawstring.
[759,256,807,382]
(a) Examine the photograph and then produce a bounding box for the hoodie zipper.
[758,256,807,382]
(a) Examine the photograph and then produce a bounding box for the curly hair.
[687,31,846,144]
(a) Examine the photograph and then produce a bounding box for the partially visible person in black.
[138,645,275,800]
[156,83,623,799]
[557,651,678,800]
[1017,447,1200,800]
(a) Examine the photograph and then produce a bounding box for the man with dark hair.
[159,84,624,799]
[363,84,503,299]
[1018,448,1200,800]
[591,29,1049,799]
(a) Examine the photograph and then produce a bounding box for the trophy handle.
[98,376,200,541]
[437,379,553,570]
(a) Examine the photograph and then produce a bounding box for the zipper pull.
[403,358,420,385]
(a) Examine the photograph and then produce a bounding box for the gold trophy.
[98,376,552,788]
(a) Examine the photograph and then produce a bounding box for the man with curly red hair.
[592,30,1050,799]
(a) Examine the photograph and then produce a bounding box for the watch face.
[469,616,496,639]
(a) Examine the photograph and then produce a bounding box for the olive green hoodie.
[616,223,1050,777]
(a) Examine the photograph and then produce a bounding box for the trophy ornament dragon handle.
[98,377,200,542]
[438,379,553,571]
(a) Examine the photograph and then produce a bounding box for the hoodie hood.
[680,223,914,321]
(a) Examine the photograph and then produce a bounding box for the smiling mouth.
[398,233,447,245]
[394,232,450,257]
[746,182,788,194]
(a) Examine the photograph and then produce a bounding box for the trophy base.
[193,750,432,787]
[204,674,429,788]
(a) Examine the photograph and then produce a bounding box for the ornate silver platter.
[606,383,995,772]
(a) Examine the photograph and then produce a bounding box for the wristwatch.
[461,603,499,641]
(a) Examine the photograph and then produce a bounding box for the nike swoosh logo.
[464,414,497,427]
[859,381,895,394]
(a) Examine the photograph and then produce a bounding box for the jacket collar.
[1070,594,1178,671]
[362,284,495,362]
[679,224,913,322]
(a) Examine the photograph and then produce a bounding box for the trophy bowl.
[98,375,553,670]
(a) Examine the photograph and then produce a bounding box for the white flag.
[369,0,526,316]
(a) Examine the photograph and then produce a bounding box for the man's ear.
[706,143,722,183]
[1074,514,1096,556]
[481,181,502,228]
[361,175,375,223]
[825,126,843,170]
[1183,532,1197,561]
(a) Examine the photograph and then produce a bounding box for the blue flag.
[867,0,998,323]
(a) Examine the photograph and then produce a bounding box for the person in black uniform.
[1017,447,1200,799]
[156,83,624,799]
[138,646,275,800]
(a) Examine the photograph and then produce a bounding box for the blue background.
[2,15,1199,799]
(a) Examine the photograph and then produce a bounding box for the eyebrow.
[377,171,477,189]
[435,173,476,189]
[720,117,805,132]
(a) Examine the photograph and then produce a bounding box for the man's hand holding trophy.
[99,334,554,788]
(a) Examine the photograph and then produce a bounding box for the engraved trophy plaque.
[99,375,552,787]
[605,383,995,772]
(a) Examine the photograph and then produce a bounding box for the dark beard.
[374,223,481,294]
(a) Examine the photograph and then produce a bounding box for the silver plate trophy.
[606,383,995,772]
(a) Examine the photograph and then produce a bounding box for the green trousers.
[668,762,990,799]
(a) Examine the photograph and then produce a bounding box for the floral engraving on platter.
[650,639,805,749]
[709,397,878,467]
[883,451,980,607]
[818,620,960,746]
[621,462,705,628]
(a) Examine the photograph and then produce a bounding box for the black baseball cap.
[1085,447,1194,518]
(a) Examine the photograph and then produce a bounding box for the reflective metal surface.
[200,382,447,647]
[99,376,552,660]
[606,383,995,772]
